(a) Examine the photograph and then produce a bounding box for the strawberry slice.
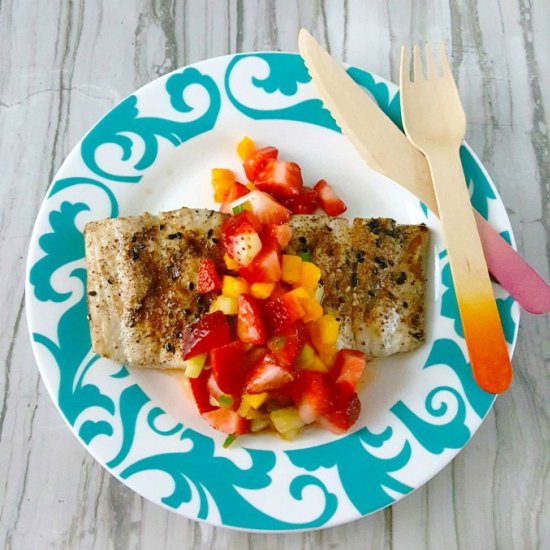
[197,259,222,294]
[202,408,250,435]
[220,182,250,213]
[188,369,216,414]
[210,340,247,395]
[320,383,361,434]
[295,370,331,424]
[245,352,294,393]
[243,146,278,181]
[331,349,366,392]
[181,311,231,359]
[239,239,281,283]
[267,321,306,367]
[237,293,267,345]
[220,211,262,266]
[314,179,347,217]
[255,159,303,199]
[280,186,319,214]
[229,190,291,225]
[264,292,305,334]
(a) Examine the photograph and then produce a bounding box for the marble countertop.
[1,1,549,548]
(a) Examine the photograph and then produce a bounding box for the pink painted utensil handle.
[475,211,550,314]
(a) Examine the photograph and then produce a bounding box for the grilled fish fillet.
[85,208,428,369]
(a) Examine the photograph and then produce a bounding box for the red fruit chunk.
[221,210,261,250]
[237,293,267,345]
[267,322,306,367]
[331,349,366,392]
[255,159,303,199]
[243,146,278,181]
[188,369,216,414]
[181,311,231,359]
[267,223,292,249]
[281,186,319,214]
[230,190,291,226]
[197,259,222,294]
[210,340,247,395]
[220,182,250,213]
[245,352,294,393]
[264,292,305,334]
[314,179,347,217]
[320,383,361,434]
[202,408,250,435]
[239,240,281,283]
[295,371,331,424]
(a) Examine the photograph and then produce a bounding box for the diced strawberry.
[255,159,303,199]
[295,370,331,424]
[280,186,319,214]
[188,369,216,414]
[220,211,262,266]
[229,190,290,225]
[267,321,306,367]
[319,383,361,434]
[313,179,347,217]
[182,311,231,359]
[267,223,292,249]
[239,239,281,283]
[207,372,224,400]
[237,293,267,345]
[264,292,305,335]
[331,349,366,392]
[243,146,278,181]
[210,340,247,395]
[245,352,294,393]
[202,408,250,435]
[220,182,249,213]
[197,259,222,294]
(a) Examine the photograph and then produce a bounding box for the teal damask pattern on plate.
[26,53,519,531]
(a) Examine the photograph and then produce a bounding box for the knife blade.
[298,28,550,315]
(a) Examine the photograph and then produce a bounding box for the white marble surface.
[1,0,549,548]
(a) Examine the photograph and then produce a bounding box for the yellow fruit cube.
[246,182,256,191]
[298,261,322,289]
[222,275,249,297]
[237,400,263,420]
[288,286,310,299]
[224,253,239,271]
[281,255,302,284]
[301,297,323,323]
[317,314,340,345]
[296,343,315,369]
[183,353,207,378]
[237,136,255,160]
[250,282,275,300]
[270,407,305,434]
[211,168,235,202]
[250,418,270,432]
[243,392,268,409]
[210,295,238,315]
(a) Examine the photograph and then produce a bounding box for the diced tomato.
[188,369,216,414]
[245,352,294,393]
[229,190,291,226]
[210,340,247,395]
[202,408,250,435]
[220,182,250,213]
[264,292,305,335]
[237,293,267,345]
[331,349,366,392]
[295,370,331,424]
[243,146,278,181]
[197,259,222,294]
[320,383,361,434]
[267,321,306,367]
[181,311,231,359]
[255,159,303,199]
[313,179,347,217]
[220,211,262,266]
[239,239,281,284]
[280,186,319,214]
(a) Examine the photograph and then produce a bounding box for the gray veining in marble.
[1,1,549,548]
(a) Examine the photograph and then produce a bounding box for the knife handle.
[475,211,550,314]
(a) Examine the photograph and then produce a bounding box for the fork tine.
[399,45,410,87]
[413,44,424,81]
[425,43,437,79]
[439,42,452,78]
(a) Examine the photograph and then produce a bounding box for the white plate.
[26,52,519,531]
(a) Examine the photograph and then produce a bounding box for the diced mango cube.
[288,286,310,299]
[243,392,268,409]
[296,343,315,369]
[317,314,340,345]
[237,400,262,420]
[224,253,239,271]
[183,353,207,378]
[210,295,238,315]
[222,275,249,297]
[237,136,256,160]
[211,168,236,202]
[250,418,270,432]
[298,261,322,289]
[250,282,275,300]
[281,255,302,284]
[301,297,323,323]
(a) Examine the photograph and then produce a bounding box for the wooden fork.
[399,43,512,393]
